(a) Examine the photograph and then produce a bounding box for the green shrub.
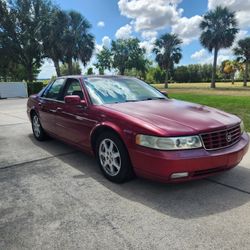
[27,82,44,96]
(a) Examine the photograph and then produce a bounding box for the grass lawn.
[153,82,250,96]
[153,82,250,132]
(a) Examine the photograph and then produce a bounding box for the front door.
[54,78,97,149]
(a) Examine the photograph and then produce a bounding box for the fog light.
[171,172,189,179]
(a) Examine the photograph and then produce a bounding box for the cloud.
[95,36,112,53]
[141,31,158,40]
[115,24,133,39]
[118,0,182,32]
[118,0,202,46]
[191,49,207,60]
[190,49,227,64]
[102,36,111,48]
[171,15,202,44]
[208,0,250,28]
[191,49,231,65]
[118,0,250,50]
[97,21,105,27]
[139,38,156,55]
[231,29,248,47]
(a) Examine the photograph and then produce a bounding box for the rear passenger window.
[43,79,65,100]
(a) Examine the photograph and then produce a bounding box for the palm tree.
[63,11,95,75]
[234,37,250,87]
[200,6,238,88]
[41,9,68,76]
[153,33,182,88]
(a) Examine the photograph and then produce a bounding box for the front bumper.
[129,132,249,182]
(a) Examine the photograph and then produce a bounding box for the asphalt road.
[0,98,250,250]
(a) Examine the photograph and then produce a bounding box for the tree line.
[1,1,250,88]
[115,61,249,85]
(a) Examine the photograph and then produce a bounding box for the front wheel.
[96,132,134,183]
[32,113,47,141]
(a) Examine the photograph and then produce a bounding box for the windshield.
[84,77,166,105]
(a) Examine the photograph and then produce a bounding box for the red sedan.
[27,76,249,183]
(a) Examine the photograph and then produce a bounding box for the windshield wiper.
[141,97,166,101]
[125,99,139,102]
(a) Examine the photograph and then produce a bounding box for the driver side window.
[43,79,65,100]
[63,79,84,100]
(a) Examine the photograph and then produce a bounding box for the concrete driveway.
[0,98,250,250]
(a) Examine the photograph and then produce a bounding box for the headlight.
[240,121,245,134]
[136,134,202,150]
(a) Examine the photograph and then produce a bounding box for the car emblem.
[226,132,232,142]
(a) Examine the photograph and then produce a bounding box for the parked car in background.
[27,76,249,183]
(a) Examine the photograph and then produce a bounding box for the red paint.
[27,76,249,183]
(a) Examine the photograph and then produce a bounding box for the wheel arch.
[90,123,126,155]
[30,108,37,119]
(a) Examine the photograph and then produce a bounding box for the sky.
[38,0,250,79]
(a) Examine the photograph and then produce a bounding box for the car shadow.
[28,134,250,220]
[27,134,78,156]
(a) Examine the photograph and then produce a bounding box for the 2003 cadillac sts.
[27,76,249,183]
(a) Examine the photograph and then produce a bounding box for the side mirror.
[64,95,81,105]
[160,90,168,97]
[80,100,87,107]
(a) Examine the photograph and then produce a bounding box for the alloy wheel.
[98,138,121,176]
[33,115,41,138]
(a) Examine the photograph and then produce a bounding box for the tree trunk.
[120,67,125,75]
[4,73,7,82]
[27,64,33,83]
[68,59,73,75]
[231,73,235,85]
[99,68,104,75]
[164,69,169,89]
[54,60,61,77]
[244,62,248,87]
[211,48,218,88]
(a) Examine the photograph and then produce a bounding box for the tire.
[96,131,134,183]
[31,113,47,141]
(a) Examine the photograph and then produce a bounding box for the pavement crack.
[206,178,250,195]
[0,113,28,121]
[0,122,29,127]
[0,151,78,171]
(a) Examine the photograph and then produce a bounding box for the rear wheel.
[96,132,134,183]
[32,113,47,141]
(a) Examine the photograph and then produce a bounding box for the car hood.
[104,99,240,135]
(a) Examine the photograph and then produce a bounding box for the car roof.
[56,75,136,80]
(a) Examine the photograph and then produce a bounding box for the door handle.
[76,104,87,110]
[56,107,63,112]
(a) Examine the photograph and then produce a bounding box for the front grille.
[200,124,241,150]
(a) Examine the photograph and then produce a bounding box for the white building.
[0,82,28,98]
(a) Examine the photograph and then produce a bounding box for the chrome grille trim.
[200,124,242,151]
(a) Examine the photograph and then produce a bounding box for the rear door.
[38,78,65,135]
